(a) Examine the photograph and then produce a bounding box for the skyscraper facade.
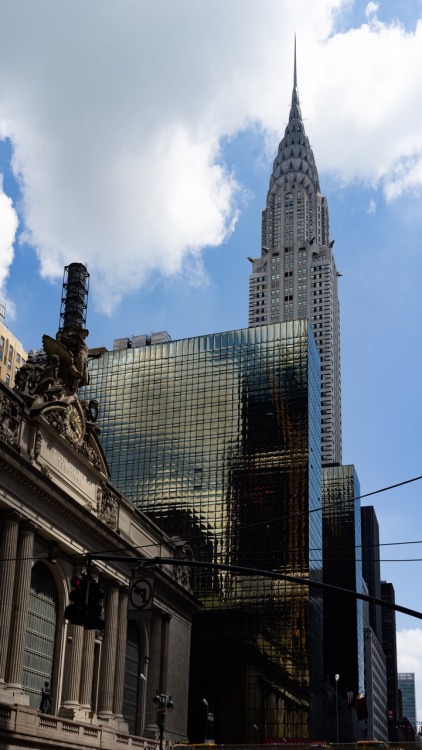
[381,581,400,739]
[361,506,382,643]
[398,673,417,731]
[84,321,325,741]
[248,46,341,465]
[322,465,364,704]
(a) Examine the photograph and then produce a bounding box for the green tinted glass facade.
[84,321,323,741]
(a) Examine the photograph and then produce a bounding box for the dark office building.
[398,673,417,732]
[84,320,325,742]
[381,581,400,740]
[361,506,382,643]
[322,465,364,728]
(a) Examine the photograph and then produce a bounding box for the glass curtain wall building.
[84,321,324,741]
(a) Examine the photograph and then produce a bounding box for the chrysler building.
[248,45,342,465]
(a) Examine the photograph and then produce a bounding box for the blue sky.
[1,0,422,719]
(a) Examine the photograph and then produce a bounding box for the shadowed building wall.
[322,463,364,734]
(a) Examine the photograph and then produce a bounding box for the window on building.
[22,562,58,709]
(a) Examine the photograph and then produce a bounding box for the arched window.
[22,562,58,709]
[123,621,141,734]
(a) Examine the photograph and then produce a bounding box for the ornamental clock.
[63,405,84,444]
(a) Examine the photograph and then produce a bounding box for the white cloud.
[366,2,379,17]
[0,173,18,309]
[367,199,377,214]
[397,628,422,720]
[0,0,422,311]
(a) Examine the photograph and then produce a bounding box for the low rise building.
[0,318,28,388]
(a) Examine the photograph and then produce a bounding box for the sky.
[1,0,422,722]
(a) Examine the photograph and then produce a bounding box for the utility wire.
[88,553,422,623]
[1,473,421,564]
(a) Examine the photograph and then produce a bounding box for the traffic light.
[64,574,88,625]
[85,580,105,631]
[64,574,106,630]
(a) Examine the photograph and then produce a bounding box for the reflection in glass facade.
[322,465,364,700]
[84,321,323,741]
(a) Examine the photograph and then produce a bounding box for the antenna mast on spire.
[294,35,297,88]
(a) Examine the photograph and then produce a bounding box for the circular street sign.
[129,577,154,610]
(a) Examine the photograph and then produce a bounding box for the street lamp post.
[153,690,174,750]
[335,674,340,744]
[202,699,208,742]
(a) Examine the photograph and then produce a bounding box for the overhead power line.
[88,553,422,623]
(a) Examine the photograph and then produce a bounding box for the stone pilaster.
[59,622,84,716]
[144,611,163,738]
[97,584,119,720]
[5,521,35,701]
[113,588,129,721]
[79,628,96,710]
[59,565,85,718]
[160,614,171,693]
[0,512,20,685]
[79,569,100,715]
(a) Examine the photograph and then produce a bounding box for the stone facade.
[0,379,197,750]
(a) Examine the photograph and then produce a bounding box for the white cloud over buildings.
[0,0,421,310]
[0,174,18,307]
[397,628,422,720]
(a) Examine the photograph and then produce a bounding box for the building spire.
[267,36,321,198]
[290,36,300,114]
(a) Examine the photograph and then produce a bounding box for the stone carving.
[40,464,51,479]
[0,392,20,450]
[13,359,37,397]
[14,331,102,407]
[34,353,63,400]
[13,321,105,471]
[30,429,42,462]
[97,484,119,531]
[55,328,90,394]
[80,399,100,436]
[171,538,194,592]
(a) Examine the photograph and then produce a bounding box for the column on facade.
[60,565,85,710]
[5,521,35,690]
[112,587,129,719]
[160,614,171,694]
[97,584,119,719]
[79,629,96,710]
[0,511,20,684]
[79,569,101,711]
[144,611,163,735]
[60,624,84,709]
